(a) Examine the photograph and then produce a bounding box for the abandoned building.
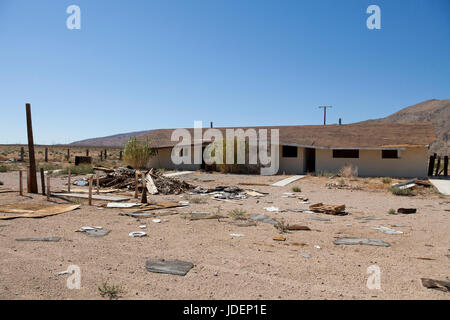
[143,122,437,178]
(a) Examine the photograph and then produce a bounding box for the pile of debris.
[191,186,248,200]
[309,203,347,215]
[390,178,432,190]
[326,182,361,190]
[94,167,193,195]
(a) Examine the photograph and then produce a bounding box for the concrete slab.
[271,175,305,187]
[429,178,450,195]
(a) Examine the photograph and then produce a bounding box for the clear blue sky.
[0,0,449,144]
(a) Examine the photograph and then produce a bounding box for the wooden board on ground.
[121,201,186,213]
[0,189,16,194]
[70,188,120,194]
[53,193,130,202]
[0,204,80,220]
[271,175,305,187]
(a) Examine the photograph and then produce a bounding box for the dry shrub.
[123,137,157,169]
[339,164,358,178]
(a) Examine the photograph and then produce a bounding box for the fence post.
[40,167,46,195]
[428,155,435,176]
[435,156,441,176]
[45,147,48,162]
[444,156,448,177]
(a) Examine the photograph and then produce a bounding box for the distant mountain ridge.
[357,99,449,155]
[70,99,449,155]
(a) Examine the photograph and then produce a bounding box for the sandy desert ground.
[0,164,449,300]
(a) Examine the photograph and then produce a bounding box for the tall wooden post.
[140,172,147,204]
[46,176,51,201]
[44,148,48,162]
[68,168,71,193]
[26,103,38,193]
[119,150,123,161]
[86,149,89,157]
[435,156,441,176]
[88,175,93,206]
[104,149,107,159]
[134,171,139,198]
[67,149,70,162]
[19,170,23,196]
[444,156,448,177]
[40,168,46,196]
[96,172,100,195]
[100,151,103,161]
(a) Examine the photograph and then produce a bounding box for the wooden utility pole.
[26,104,38,193]
[319,106,332,125]
[44,148,48,162]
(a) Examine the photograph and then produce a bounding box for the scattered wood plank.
[53,193,130,202]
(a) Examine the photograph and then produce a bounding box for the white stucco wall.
[315,147,429,178]
[147,147,201,171]
[278,146,304,174]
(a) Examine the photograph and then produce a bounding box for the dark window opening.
[332,149,359,158]
[382,150,398,159]
[282,146,298,158]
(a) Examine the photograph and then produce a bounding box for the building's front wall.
[147,147,201,171]
[315,147,428,178]
[150,145,429,178]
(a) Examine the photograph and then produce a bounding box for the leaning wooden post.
[26,103,38,193]
[68,168,71,193]
[19,170,23,196]
[40,167,46,196]
[140,172,147,204]
[88,175,93,206]
[435,156,441,176]
[46,176,51,201]
[134,171,139,199]
[44,148,48,162]
[444,156,448,177]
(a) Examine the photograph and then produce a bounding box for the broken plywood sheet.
[0,204,80,220]
[271,175,305,187]
[53,193,130,202]
[145,259,194,276]
[146,173,159,195]
[333,237,390,247]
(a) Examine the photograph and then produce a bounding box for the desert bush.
[212,138,259,174]
[98,282,124,300]
[291,186,301,192]
[123,137,157,169]
[190,197,207,204]
[0,165,8,173]
[0,181,4,185]
[275,219,290,234]
[382,177,392,184]
[388,208,397,215]
[388,186,415,196]
[338,164,358,178]
[315,170,334,177]
[229,208,247,220]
